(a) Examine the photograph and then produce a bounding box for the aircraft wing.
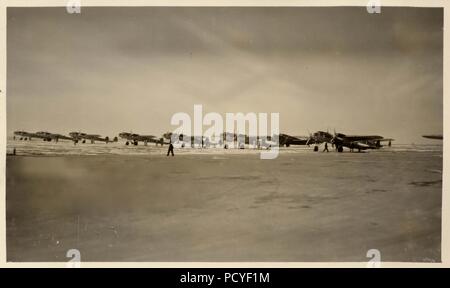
[341,135,384,141]
[351,141,371,149]
[14,131,36,138]
[54,134,74,141]
[423,135,443,140]
[138,135,157,141]
[278,134,310,146]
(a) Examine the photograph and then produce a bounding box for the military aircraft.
[13,131,36,140]
[162,132,255,149]
[163,132,209,148]
[119,132,165,146]
[422,135,443,140]
[217,132,280,149]
[276,134,310,147]
[291,130,394,152]
[328,131,393,152]
[162,131,277,149]
[13,131,73,142]
[307,131,333,145]
[259,132,325,149]
[69,132,118,144]
[270,131,335,148]
[234,134,275,149]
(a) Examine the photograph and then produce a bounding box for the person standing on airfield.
[323,142,329,152]
[167,143,174,156]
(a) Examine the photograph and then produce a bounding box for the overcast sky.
[7,7,443,143]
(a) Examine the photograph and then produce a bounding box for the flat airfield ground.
[6,150,442,262]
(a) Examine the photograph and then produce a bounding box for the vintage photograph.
[5,6,443,262]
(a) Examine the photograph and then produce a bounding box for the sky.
[7,7,443,144]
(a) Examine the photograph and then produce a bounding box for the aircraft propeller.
[306,129,313,146]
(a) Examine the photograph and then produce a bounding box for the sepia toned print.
[6,6,442,263]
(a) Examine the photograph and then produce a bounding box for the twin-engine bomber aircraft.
[306,130,393,152]
[275,132,334,148]
[330,132,393,152]
[69,132,118,144]
[13,131,37,140]
[277,130,394,152]
[14,131,73,142]
[163,132,208,148]
[119,132,165,146]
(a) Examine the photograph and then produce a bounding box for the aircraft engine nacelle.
[355,143,370,149]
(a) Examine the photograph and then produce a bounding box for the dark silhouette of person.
[323,142,329,152]
[167,143,174,156]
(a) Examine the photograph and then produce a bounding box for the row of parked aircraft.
[13,131,119,144]
[13,130,396,152]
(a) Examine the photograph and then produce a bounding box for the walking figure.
[167,143,174,156]
[323,142,329,152]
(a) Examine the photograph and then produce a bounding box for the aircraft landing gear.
[82,140,86,144]
[314,146,319,152]
[337,146,344,153]
[125,141,129,145]
[133,140,138,146]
